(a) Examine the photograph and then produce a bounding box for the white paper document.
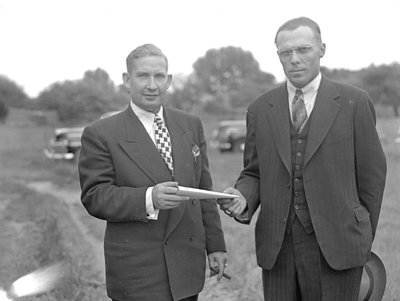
[176,186,238,199]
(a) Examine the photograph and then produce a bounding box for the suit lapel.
[166,111,194,186]
[266,84,292,176]
[117,107,204,239]
[119,108,172,184]
[304,77,341,166]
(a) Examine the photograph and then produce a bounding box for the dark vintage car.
[210,120,246,153]
[43,127,84,160]
[44,110,121,160]
[395,127,400,144]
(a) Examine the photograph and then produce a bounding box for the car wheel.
[232,139,245,152]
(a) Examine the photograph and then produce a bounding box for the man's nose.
[289,50,301,63]
[146,76,157,89]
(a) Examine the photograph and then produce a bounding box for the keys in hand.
[209,266,231,280]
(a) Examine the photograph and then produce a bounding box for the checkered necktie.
[292,89,307,132]
[154,114,174,175]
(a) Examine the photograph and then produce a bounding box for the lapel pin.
[192,144,200,162]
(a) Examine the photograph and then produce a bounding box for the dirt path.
[26,181,106,285]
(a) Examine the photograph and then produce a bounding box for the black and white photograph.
[0,0,399,300]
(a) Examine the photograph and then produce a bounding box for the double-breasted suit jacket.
[78,107,225,301]
[236,76,386,271]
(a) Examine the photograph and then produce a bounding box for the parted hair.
[125,44,169,74]
[274,17,322,44]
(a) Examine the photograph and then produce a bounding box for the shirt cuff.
[146,187,159,220]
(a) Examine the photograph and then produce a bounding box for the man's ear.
[167,74,173,89]
[320,43,326,58]
[122,72,130,89]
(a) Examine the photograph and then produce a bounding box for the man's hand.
[217,187,247,217]
[208,252,228,281]
[152,182,189,210]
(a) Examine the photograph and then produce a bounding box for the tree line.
[1,46,399,124]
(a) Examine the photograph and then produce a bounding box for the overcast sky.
[1,0,399,97]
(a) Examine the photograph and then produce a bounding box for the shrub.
[0,99,9,123]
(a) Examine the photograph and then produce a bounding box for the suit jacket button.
[189,235,194,241]
[164,240,168,245]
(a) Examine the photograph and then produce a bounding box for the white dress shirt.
[129,101,166,220]
[287,73,322,123]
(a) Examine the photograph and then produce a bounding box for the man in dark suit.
[78,44,227,301]
[218,17,386,300]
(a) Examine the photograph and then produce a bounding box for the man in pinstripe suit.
[218,17,386,300]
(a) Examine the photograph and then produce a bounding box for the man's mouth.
[144,94,158,98]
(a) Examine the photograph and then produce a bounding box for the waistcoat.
[286,118,314,234]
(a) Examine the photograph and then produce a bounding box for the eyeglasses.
[277,46,314,61]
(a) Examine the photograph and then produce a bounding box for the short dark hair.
[125,44,169,74]
[274,17,322,45]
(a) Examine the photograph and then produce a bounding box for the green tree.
[36,68,129,123]
[166,74,203,112]
[0,99,9,123]
[361,64,400,117]
[321,67,362,87]
[322,64,400,117]
[0,75,28,108]
[169,46,276,114]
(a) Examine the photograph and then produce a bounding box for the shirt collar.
[287,72,322,97]
[129,101,164,123]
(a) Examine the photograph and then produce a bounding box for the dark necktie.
[292,89,307,132]
[154,114,174,175]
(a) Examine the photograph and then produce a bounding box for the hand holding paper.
[217,187,247,217]
[153,183,239,210]
[152,182,190,210]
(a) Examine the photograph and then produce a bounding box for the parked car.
[100,110,121,119]
[395,127,400,144]
[210,120,246,153]
[43,127,84,160]
[44,110,121,160]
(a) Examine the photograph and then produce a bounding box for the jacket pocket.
[353,206,373,252]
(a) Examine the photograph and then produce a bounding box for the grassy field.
[0,109,399,300]
[368,117,400,301]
